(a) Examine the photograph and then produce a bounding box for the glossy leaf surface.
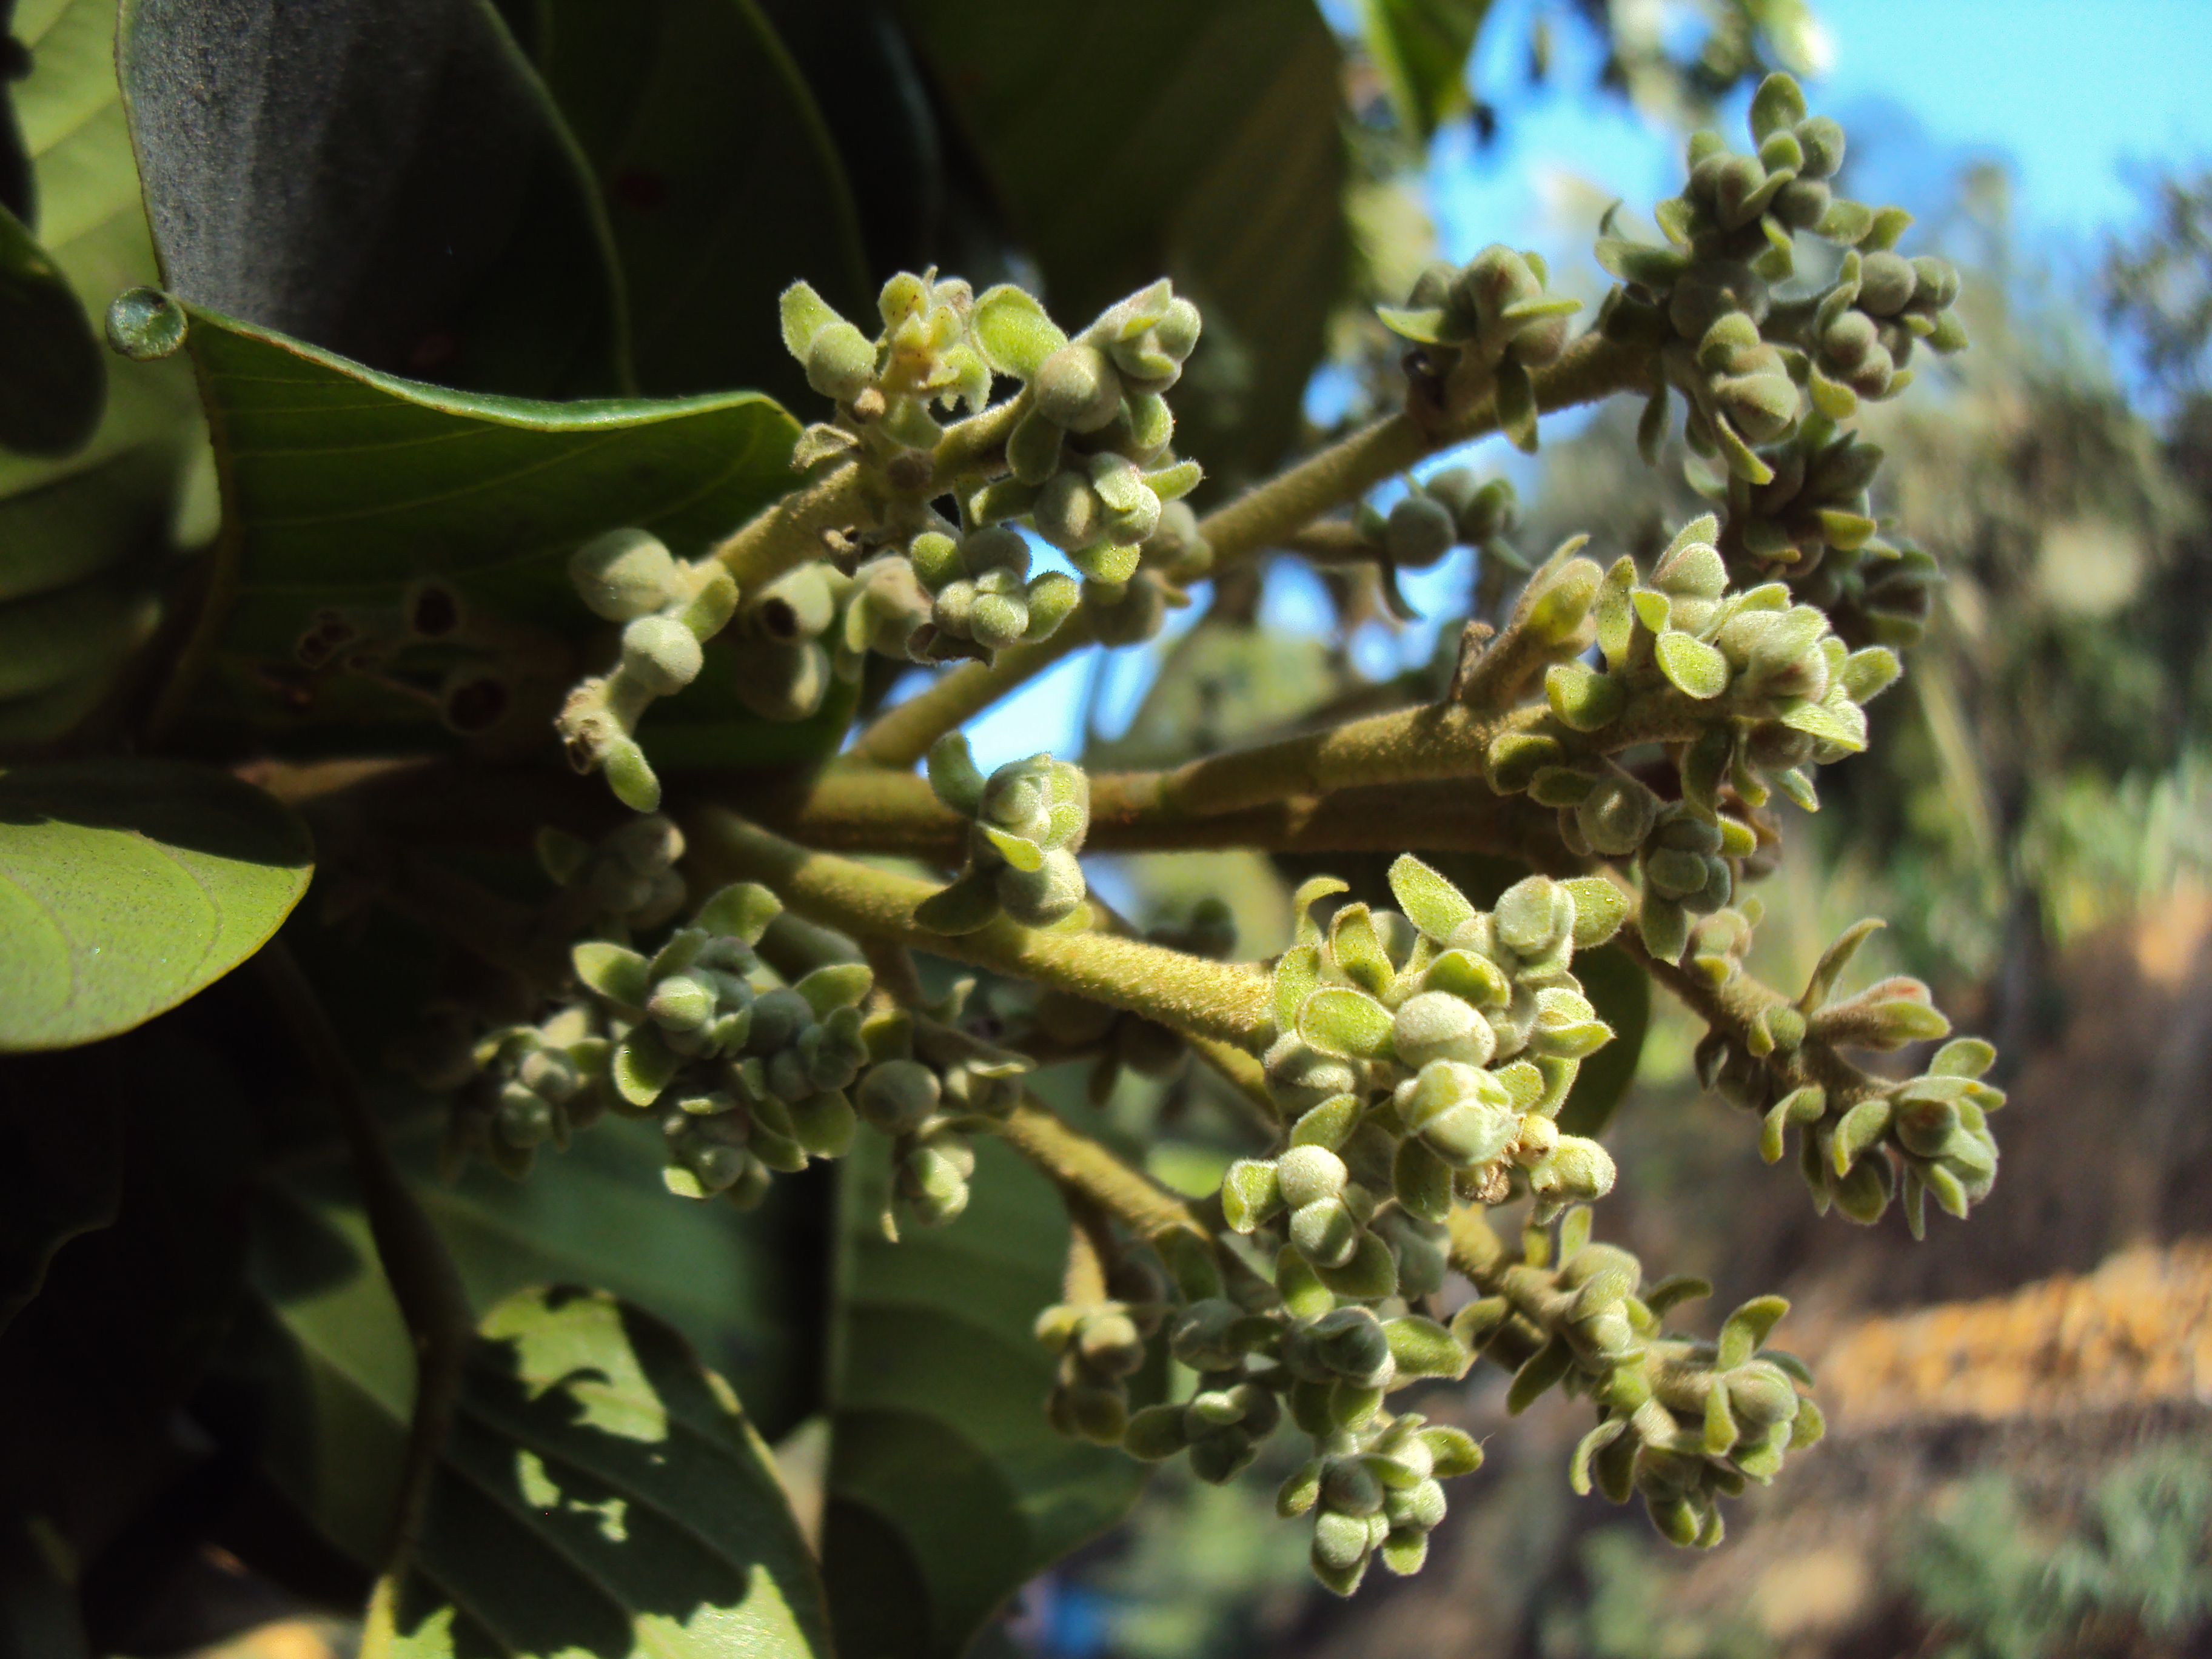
[0,758,312,1050]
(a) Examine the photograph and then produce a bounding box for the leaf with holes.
[0,758,312,1051]
[355,1283,831,1658]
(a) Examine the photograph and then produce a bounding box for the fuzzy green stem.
[688,809,1273,1045]
[1002,1098,1208,1248]
[1610,916,1885,1107]
[749,766,1571,868]
[845,612,1101,769]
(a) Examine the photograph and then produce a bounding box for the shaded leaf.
[119,0,626,398]
[1553,943,1647,1138]
[0,758,312,1051]
[350,1283,831,1659]
[528,0,874,403]
[822,1131,1150,1659]
[1362,0,1490,142]
[0,199,102,455]
[894,0,1346,479]
[0,0,207,746]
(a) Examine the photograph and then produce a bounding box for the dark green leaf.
[118,0,625,398]
[1361,0,1491,142]
[358,1284,832,1659]
[822,1132,1149,1659]
[401,1114,821,1442]
[529,0,873,403]
[1553,943,1648,1138]
[0,199,102,455]
[0,758,312,1050]
[894,0,1347,479]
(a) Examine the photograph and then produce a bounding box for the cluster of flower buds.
[851,978,1031,1230]
[1110,1239,1481,1594]
[1378,246,1581,449]
[1033,899,1236,1104]
[1356,469,1521,573]
[1485,515,1900,957]
[1683,914,2005,1229]
[1454,1207,1824,1549]
[453,1007,614,1178]
[903,525,1079,665]
[725,561,847,722]
[1037,1292,1163,1447]
[558,882,879,1201]
[950,282,1206,605]
[914,734,1091,934]
[1594,73,1965,491]
[1220,860,1628,1312]
[557,527,739,812]
[781,270,990,463]
[534,813,690,933]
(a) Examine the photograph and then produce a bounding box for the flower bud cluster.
[1594,75,1963,489]
[1222,860,1629,1308]
[561,881,879,1202]
[914,734,1091,934]
[1355,468,1521,576]
[782,271,990,459]
[1276,1410,1482,1592]
[458,1005,615,1179]
[1378,247,1581,450]
[1486,515,1900,959]
[852,979,1031,1232]
[557,527,739,812]
[1690,914,2005,1230]
[533,813,690,931]
[958,281,1206,589]
[1453,1209,1825,1550]
[903,525,1079,665]
[1037,1292,1167,1447]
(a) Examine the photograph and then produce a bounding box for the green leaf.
[345,1279,832,1659]
[1553,944,1648,1138]
[526,0,874,403]
[1299,986,1395,1060]
[822,1132,1151,1659]
[0,199,102,455]
[1387,853,1474,942]
[1655,629,1731,699]
[118,0,626,399]
[0,759,311,1051]
[156,300,830,774]
[896,0,1346,476]
[1361,0,1490,142]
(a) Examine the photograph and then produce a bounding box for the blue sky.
[950,0,2212,772]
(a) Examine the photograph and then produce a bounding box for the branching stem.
[687,810,1273,1045]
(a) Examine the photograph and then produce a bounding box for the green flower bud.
[997,847,1087,928]
[1529,1136,1617,1206]
[1385,494,1456,569]
[1033,469,1105,552]
[1577,776,1658,857]
[620,615,705,695]
[1392,990,1496,1070]
[1276,1144,1350,1208]
[1033,343,1122,432]
[1855,251,1915,317]
[805,320,876,403]
[571,528,682,622]
[1290,1197,1360,1267]
[1087,571,1167,646]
